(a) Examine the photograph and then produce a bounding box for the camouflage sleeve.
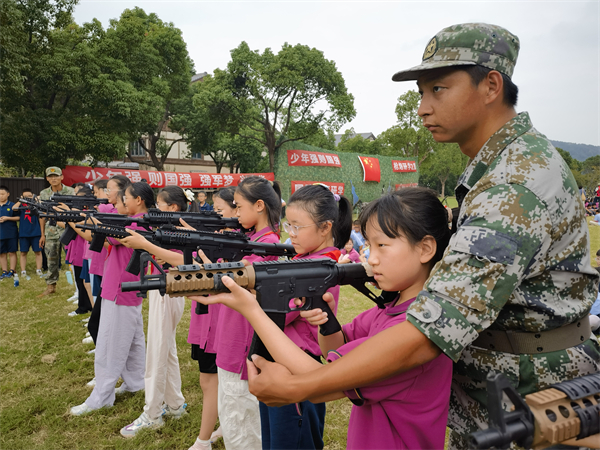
[407,184,551,362]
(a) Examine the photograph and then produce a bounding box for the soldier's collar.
[459,112,533,189]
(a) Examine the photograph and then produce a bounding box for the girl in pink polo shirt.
[213,176,282,450]
[260,183,352,450]
[70,182,154,416]
[187,186,237,450]
[196,187,453,450]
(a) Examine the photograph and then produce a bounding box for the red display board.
[287,150,342,168]
[392,160,417,172]
[62,166,274,189]
[396,183,419,189]
[291,181,345,196]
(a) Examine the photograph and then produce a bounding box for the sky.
[73,0,600,148]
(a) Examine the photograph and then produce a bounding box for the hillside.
[551,140,600,161]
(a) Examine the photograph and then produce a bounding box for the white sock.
[21,271,26,275]
[196,438,211,449]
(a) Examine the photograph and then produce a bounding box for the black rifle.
[134,208,242,233]
[122,257,381,361]
[469,371,600,449]
[76,221,151,252]
[49,194,108,209]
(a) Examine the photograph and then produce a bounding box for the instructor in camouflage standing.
[38,166,74,297]
[244,23,600,447]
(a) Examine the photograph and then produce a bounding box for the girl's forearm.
[141,243,184,266]
[318,331,345,358]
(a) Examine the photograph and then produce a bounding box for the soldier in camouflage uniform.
[38,166,74,297]
[243,23,600,448]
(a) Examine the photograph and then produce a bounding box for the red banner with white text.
[291,181,345,196]
[62,166,274,189]
[287,150,342,168]
[392,160,417,172]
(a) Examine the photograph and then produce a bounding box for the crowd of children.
[3,168,599,450]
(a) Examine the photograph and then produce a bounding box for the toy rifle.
[49,194,108,209]
[122,257,381,361]
[469,371,600,449]
[76,221,151,252]
[134,208,242,233]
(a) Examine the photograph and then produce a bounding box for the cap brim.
[392,60,477,82]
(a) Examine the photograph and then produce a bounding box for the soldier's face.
[364,218,430,295]
[46,174,63,187]
[417,69,486,152]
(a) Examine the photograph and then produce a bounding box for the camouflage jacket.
[407,113,600,426]
[39,184,75,240]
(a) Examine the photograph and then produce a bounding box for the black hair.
[596,249,600,257]
[236,176,282,233]
[73,182,86,189]
[461,65,518,107]
[214,186,236,210]
[0,185,9,193]
[359,187,451,266]
[288,184,352,249]
[109,174,131,191]
[76,186,93,197]
[94,179,108,189]
[126,182,155,209]
[197,191,207,197]
[157,186,187,212]
[22,187,32,194]
[353,219,360,225]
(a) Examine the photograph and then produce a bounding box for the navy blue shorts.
[19,236,42,253]
[80,259,91,283]
[0,239,18,254]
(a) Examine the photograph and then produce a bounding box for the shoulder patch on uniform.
[450,226,518,265]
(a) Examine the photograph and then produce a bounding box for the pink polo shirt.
[68,235,86,267]
[101,212,146,307]
[87,203,116,276]
[284,247,340,357]
[327,297,452,450]
[340,248,361,263]
[215,227,280,379]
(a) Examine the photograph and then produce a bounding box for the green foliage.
[193,41,356,171]
[377,90,439,164]
[0,3,193,173]
[296,128,336,151]
[419,143,468,196]
[336,129,387,155]
[556,147,582,172]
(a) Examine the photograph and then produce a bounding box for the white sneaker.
[87,349,95,354]
[210,426,223,443]
[162,403,187,419]
[189,437,212,450]
[86,377,96,387]
[82,336,94,344]
[85,331,90,337]
[36,269,43,277]
[68,311,78,317]
[70,402,95,416]
[120,412,164,438]
[67,294,78,302]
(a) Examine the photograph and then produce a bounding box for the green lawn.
[1,213,598,449]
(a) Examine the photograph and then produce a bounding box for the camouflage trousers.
[447,338,600,449]
[44,238,61,285]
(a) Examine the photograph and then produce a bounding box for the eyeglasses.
[283,221,317,236]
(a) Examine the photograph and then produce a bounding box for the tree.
[419,143,467,196]
[336,128,387,155]
[378,90,438,165]
[193,41,356,171]
[556,147,582,172]
[104,8,194,171]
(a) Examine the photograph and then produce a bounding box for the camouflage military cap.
[392,23,520,82]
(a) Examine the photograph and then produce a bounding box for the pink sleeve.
[341,307,378,341]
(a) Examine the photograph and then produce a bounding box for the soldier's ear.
[418,235,437,265]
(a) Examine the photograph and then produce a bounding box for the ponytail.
[126,182,155,210]
[288,184,351,249]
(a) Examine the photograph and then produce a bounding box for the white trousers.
[217,367,262,450]
[143,290,186,419]
[86,299,145,409]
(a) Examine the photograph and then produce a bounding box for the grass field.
[1,211,598,449]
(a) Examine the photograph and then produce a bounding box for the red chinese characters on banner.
[287,150,341,168]
[62,166,274,189]
[291,181,345,196]
[396,183,418,190]
[392,160,417,172]
[358,156,380,182]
